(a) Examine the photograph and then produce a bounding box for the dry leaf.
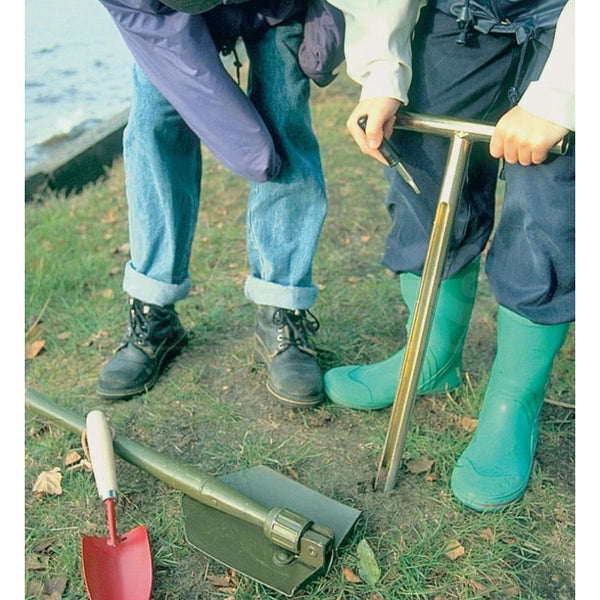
[343,567,362,584]
[468,580,487,594]
[28,576,68,600]
[56,331,71,341]
[27,322,44,340]
[478,527,496,544]
[285,465,299,480]
[460,416,478,432]
[443,539,465,561]
[26,339,46,360]
[26,554,49,570]
[505,585,521,596]
[99,288,114,299]
[32,467,63,497]
[406,455,435,474]
[44,576,68,599]
[64,451,92,472]
[206,569,237,592]
[32,538,56,554]
[64,451,82,467]
[103,209,118,224]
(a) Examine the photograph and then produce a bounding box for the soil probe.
[375,112,569,493]
[26,388,361,597]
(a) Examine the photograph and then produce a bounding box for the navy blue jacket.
[434,0,568,43]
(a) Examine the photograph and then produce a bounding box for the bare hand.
[490,106,569,166]
[346,98,401,165]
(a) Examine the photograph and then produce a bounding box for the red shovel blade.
[82,525,153,600]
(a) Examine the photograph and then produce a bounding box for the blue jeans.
[122,21,327,310]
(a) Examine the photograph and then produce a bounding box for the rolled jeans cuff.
[244,275,318,311]
[123,261,191,307]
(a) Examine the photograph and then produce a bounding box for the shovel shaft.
[25,389,271,528]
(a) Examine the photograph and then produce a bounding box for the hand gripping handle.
[86,410,118,502]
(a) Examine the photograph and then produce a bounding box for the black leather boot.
[96,297,187,400]
[255,306,324,407]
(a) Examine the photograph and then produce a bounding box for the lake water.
[25,0,134,170]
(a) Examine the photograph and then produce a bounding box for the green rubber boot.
[451,306,570,512]
[324,259,479,410]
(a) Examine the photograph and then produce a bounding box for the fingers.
[346,98,401,165]
[490,106,568,166]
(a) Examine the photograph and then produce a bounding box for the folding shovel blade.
[82,525,153,600]
[182,466,361,597]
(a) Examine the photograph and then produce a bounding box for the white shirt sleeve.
[518,0,575,131]
[328,0,421,104]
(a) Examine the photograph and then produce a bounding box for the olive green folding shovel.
[25,388,361,596]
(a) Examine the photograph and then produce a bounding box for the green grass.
[24,73,574,600]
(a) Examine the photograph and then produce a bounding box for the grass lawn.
[24,72,575,600]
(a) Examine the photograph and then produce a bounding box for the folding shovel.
[26,388,361,597]
[374,112,569,493]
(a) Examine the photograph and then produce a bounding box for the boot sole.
[266,382,325,408]
[96,334,187,401]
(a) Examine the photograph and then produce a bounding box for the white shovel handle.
[86,410,118,502]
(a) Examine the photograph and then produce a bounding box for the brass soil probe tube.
[376,112,568,493]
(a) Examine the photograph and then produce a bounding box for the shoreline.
[24,108,129,202]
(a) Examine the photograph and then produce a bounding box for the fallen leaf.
[406,455,435,474]
[103,209,118,224]
[443,539,465,561]
[99,288,114,299]
[32,468,63,497]
[206,568,237,592]
[28,576,68,600]
[468,580,487,594]
[505,585,521,596]
[26,339,46,360]
[27,322,44,341]
[285,465,299,480]
[64,451,82,467]
[26,554,49,570]
[460,416,478,432]
[43,576,68,599]
[343,567,362,583]
[357,539,381,585]
[32,538,56,554]
[64,451,92,472]
[56,331,71,341]
[478,527,496,544]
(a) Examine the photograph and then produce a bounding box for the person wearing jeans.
[327,0,574,511]
[96,0,340,407]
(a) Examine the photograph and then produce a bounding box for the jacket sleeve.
[518,0,575,131]
[98,0,281,182]
[327,0,420,104]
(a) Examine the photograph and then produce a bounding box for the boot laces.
[272,308,320,355]
[122,298,172,349]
